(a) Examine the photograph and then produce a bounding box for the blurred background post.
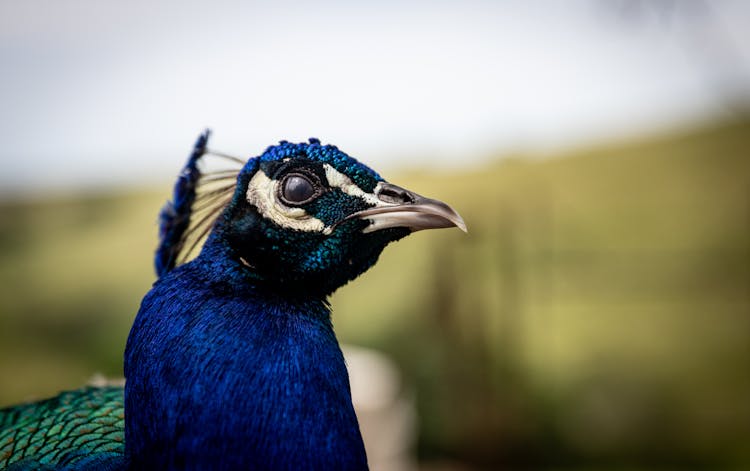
[1,1,748,469]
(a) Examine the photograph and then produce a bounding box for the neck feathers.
[124,258,367,470]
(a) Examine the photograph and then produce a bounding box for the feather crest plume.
[155,130,243,277]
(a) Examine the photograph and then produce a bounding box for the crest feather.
[155,130,241,277]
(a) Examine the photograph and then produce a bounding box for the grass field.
[1,116,748,468]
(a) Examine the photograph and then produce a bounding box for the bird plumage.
[0,133,465,470]
[0,387,124,470]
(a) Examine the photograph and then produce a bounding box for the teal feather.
[0,387,124,470]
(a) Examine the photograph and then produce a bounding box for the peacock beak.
[350,182,467,234]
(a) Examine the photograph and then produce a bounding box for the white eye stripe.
[245,164,381,234]
[246,171,326,232]
[322,164,381,206]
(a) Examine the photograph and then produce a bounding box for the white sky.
[1,0,748,195]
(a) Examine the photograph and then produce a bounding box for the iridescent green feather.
[0,387,124,469]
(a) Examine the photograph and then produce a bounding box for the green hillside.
[1,116,748,468]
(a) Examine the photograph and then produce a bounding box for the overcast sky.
[1,0,748,195]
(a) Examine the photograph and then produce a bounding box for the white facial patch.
[322,164,381,206]
[245,164,381,235]
[246,171,327,233]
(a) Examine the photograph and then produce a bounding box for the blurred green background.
[1,114,748,469]
[2,1,750,469]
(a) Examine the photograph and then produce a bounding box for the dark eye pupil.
[282,175,315,203]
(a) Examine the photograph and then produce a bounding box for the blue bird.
[0,132,466,470]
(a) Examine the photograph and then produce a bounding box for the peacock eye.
[280,173,318,205]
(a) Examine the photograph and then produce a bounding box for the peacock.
[0,131,466,470]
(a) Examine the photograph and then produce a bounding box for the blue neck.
[124,247,367,470]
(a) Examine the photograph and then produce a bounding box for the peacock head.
[159,133,466,297]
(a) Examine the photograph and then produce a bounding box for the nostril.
[377,184,415,204]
